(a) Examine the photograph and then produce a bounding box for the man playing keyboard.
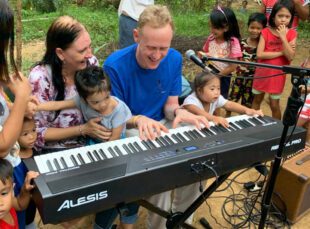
[101,4,209,229]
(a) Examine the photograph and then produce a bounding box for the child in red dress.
[252,1,297,119]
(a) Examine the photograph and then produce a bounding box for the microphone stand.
[200,56,310,228]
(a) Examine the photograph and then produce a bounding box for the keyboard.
[24,115,306,224]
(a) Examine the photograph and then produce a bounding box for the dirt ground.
[21,1,310,228]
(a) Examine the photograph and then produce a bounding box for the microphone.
[185,49,210,71]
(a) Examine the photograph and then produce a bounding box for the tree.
[11,0,23,70]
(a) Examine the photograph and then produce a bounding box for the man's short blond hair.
[137,5,174,32]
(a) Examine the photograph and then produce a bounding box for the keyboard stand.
[137,173,231,229]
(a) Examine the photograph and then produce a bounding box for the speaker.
[272,148,310,223]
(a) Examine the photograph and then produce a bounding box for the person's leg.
[220,76,231,99]
[252,89,265,110]
[269,94,281,120]
[297,107,310,145]
[227,77,242,117]
[94,208,118,229]
[118,14,137,49]
[171,181,206,225]
[25,199,37,229]
[241,79,254,108]
[118,203,139,229]
[146,191,172,229]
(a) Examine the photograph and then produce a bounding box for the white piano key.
[34,155,49,174]
[60,152,75,168]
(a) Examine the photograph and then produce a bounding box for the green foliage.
[23,0,70,13]
[157,0,216,12]
[298,20,310,39]
[173,12,209,36]
[82,0,119,10]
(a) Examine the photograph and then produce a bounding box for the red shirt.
[0,208,19,229]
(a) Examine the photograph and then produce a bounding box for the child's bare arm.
[183,104,213,121]
[256,35,283,60]
[219,63,237,76]
[13,171,39,211]
[224,101,264,116]
[37,99,76,111]
[108,125,124,141]
[277,25,296,61]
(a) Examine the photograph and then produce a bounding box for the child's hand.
[25,96,39,118]
[276,24,287,41]
[23,171,39,191]
[7,73,31,99]
[212,116,229,128]
[245,108,264,117]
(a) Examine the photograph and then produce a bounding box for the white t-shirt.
[118,0,154,20]
[183,92,227,115]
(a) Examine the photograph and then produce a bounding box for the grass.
[20,4,310,75]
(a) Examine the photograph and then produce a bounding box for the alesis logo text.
[270,138,302,151]
[58,191,108,212]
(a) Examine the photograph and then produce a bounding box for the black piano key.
[240,120,251,128]
[188,130,197,139]
[108,147,118,157]
[114,146,123,156]
[218,125,228,133]
[184,131,194,140]
[70,155,78,166]
[53,158,61,170]
[122,144,133,154]
[155,138,165,147]
[46,159,54,172]
[133,142,143,152]
[147,140,157,149]
[77,153,85,164]
[171,134,182,143]
[210,126,220,134]
[93,150,101,161]
[60,157,68,169]
[99,149,107,159]
[188,130,199,139]
[193,129,204,137]
[128,143,138,153]
[177,133,187,142]
[229,122,241,130]
[164,135,175,144]
[159,136,170,145]
[227,125,236,131]
[235,120,246,128]
[257,116,269,124]
[243,119,255,127]
[142,140,152,150]
[87,151,95,162]
[201,128,211,136]
[249,117,260,126]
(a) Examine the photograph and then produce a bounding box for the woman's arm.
[293,0,309,20]
[37,99,76,111]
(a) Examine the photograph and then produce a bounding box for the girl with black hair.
[202,6,242,100]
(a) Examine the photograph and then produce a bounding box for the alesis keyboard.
[24,115,306,224]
